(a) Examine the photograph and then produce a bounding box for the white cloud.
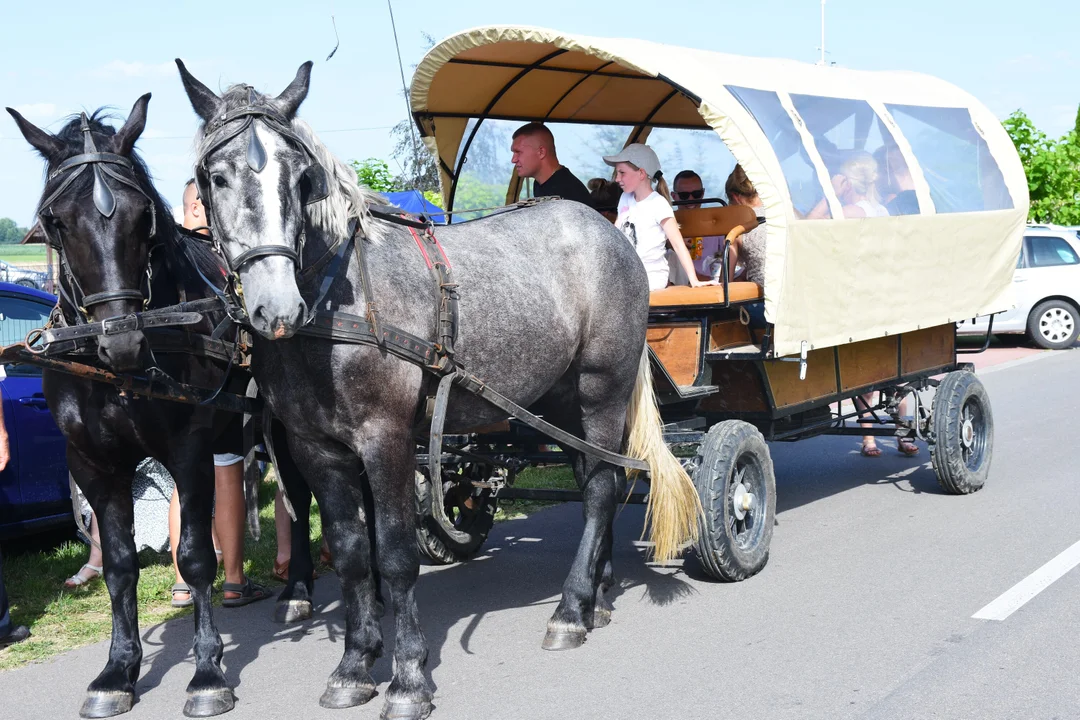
[12,103,58,121]
[91,60,176,79]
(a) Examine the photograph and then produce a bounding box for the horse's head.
[7,95,160,372]
[177,60,328,340]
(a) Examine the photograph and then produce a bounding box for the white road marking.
[973,538,1080,621]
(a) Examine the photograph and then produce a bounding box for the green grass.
[0,465,570,671]
[0,245,47,264]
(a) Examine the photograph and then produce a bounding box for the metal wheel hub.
[961,415,975,448]
[731,480,755,521]
[1041,308,1075,341]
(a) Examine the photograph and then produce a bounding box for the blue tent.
[380,191,448,224]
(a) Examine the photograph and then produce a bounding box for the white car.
[957,225,1080,349]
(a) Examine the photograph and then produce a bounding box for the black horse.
[177,61,700,720]
[5,97,302,718]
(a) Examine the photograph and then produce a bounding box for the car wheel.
[1027,300,1079,350]
[15,278,37,289]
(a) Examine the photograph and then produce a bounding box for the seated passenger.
[602,144,714,291]
[807,151,890,219]
[667,170,727,286]
[587,177,622,222]
[510,122,593,206]
[875,144,919,215]
[725,165,767,288]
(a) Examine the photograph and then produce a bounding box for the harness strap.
[426,373,472,544]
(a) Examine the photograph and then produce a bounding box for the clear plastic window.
[644,128,737,207]
[726,86,830,219]
[451,118,517,219]
[789,94,919,217]
[1026,236,1079,267]
[884,104,1013,213]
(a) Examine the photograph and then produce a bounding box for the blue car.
[0,282,70,539]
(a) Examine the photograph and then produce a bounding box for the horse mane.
[194,84,386,245]
[43,109,227,292]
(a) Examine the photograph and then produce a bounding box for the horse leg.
[365,430,433,720]
[542,371,627,651]
[358,470,385,617]
[169,446,233,717]
[287,435,382,709]
[271,420,315,624]
[73,453,142,719]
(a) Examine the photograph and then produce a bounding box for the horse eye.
[212,175,228,188]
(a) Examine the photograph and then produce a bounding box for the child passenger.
[603,144,715,291]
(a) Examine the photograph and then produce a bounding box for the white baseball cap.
[603,143,662,180]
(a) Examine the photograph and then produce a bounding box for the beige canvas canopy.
[410,25,1029,357]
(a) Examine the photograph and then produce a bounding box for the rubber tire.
[414,470,497,565]
[14,278,37,289]
[692,420,776,582]
[1027,299,1079,350]
[931,370,993,495]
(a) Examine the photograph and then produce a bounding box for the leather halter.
[194,88,329,276]
[38,113,160,320]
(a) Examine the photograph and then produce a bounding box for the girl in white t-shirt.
[603,144,715,292]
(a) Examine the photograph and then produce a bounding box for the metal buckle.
[102,313,138,336]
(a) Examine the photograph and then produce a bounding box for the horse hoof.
[274,599,312,624]
[588,608,612,629]
[80,691,134,718]
[183,688,235,717]
[319,684,377,709]
[380,698,433,720]
[541,627,587,651]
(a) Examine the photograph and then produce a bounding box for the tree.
[0,218,29,244]
[351,158,397,192]
[1003,108,1080,224]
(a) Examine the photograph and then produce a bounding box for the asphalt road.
[2,348,1078,720]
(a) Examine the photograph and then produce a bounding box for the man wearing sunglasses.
[668,170,727,284]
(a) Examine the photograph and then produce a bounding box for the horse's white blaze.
[254,125,288,250]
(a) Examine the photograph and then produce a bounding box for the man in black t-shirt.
[510,122,593,207]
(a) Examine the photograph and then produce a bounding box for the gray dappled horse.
[176,60,699,719]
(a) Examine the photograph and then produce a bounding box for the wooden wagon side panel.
[646,322,702,386]
[901,325,955,375]
[698,361,770,413]
[838,336,900,392]
[762,348,838,409]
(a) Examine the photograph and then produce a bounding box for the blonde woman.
[603,144,714,291]
[807,151,890,220]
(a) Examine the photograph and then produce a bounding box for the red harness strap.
[407,224,452,270]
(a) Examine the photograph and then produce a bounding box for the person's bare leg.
[170,486,184,586]
[897,394,919,455]
[860,392,880,456]
[214,461,246,590]
[275,489,291,569]
[65,512,105,587]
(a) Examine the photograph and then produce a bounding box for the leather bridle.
[38,113,161,320]
[193,88,329,276]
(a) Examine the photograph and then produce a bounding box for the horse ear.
[175,59,219,124]
[274,61,313,119]
[113,93,151,156]
[5,107,65,160]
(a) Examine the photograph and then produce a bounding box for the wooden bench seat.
[649,282,763,308]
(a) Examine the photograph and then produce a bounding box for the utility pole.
[818,0,826,65]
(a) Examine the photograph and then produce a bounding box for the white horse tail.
[625,346,702,563]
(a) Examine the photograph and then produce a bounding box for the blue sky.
[1,0,1077,226]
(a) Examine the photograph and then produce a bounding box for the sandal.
[222,577,271,608]
[898,438,920,457]
[861,442,882,458]
[171,582,194,608]
[64,564,103,589]
[273,559,289,583]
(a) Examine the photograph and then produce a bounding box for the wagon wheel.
[931,370,993,494]
[414,469,498,565]
[691,420,776,582]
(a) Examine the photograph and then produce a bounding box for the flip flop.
[861,443,882,458]
[171,582,194,608]
[64,564,103,589]
[898,439,920,457]
[222,578,271,608]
